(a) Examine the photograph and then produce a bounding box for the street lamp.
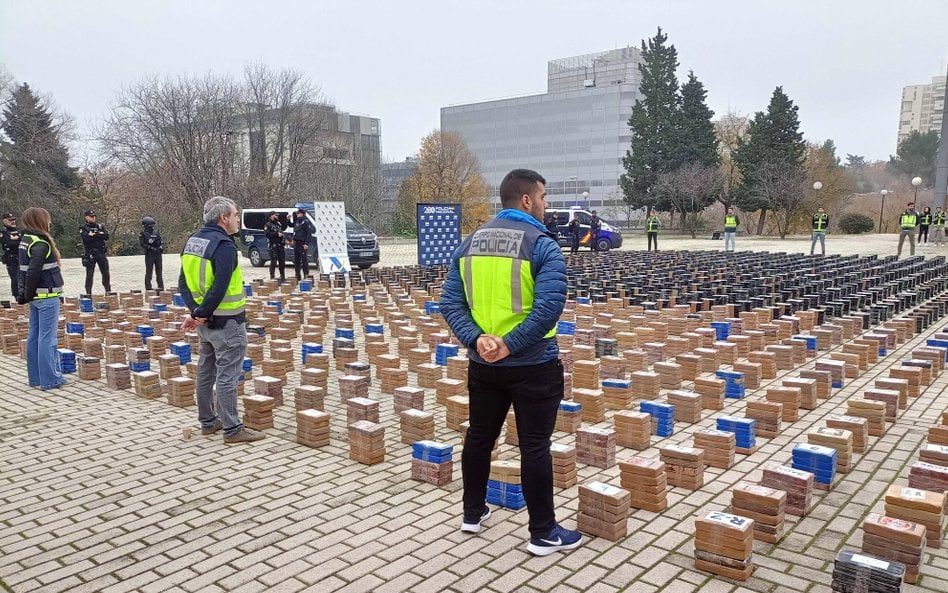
[813,181,823,191]
[582,191,589,209]
[912,176,922,202]
[879,189,888,233]
[568,175,577,206]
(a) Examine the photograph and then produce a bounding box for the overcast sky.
[1,0,946,166]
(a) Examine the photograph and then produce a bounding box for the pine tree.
[889,130,938,186]
[677,72,719,168]
[732,86,806,234]
[620,27,681,213]
[0,83,80,204]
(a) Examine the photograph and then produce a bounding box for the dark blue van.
[239,204,380,269]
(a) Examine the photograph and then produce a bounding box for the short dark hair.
[499,169,545,208]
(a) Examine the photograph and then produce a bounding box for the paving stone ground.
[1,233,947,593]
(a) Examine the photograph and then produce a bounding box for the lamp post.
[879,189,888,233]
[582,191,589,209]
[569,175,577,206]
[912,176,922,202]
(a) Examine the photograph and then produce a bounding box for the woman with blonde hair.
[17,207,66,390]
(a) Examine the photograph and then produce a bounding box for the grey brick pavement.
[0,235,947,592]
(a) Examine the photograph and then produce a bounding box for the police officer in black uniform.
[264,211,286,281]
[1,213,21,300]
[291,209,314,280]
[139,216,164,291]
[80,209,111,295]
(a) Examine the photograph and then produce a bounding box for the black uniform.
[1,223,21,299]
[80,221,111,295]
[291,215,315,280]
[264,218,286,280]
[589,215,602,252]
[567,219,581,254]
[139,224,164,290]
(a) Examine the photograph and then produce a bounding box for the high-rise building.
[441,47,642,218]
[897,74,946,146]
[381,157,419,232]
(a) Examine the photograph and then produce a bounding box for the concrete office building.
[441,47,642,219]
[380,157,419,232]
[897,74,946,146]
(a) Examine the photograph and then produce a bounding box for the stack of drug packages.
[348,420,385,465]
[550,443,577,489]
[577,482,630,541]
[792,443,838,491]
[660,444,704,490]
[716,416,757,455]
[410,441,453,486]
[575,427,616,469]
[693,510,755,581]
[296,409,331,448]
[831,549,905,593]
[613,411,651,450]
[883,485,945,550]
[693,429,735,470]
[618,456,668,512]
[761,462,814,517]
[729,482,786,543]
[487,460,525,510]
[861,513,926,584]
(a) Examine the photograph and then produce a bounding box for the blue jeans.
[724,231,736,251]
[196,320,247,437]
[27,297,64,389]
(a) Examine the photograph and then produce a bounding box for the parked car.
[239,203,380,269]
[545,207,623,251]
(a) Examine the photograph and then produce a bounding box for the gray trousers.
[897,229,916,257]
[810,231,826,255]
[196,320,247,437]
[932,227,945,243]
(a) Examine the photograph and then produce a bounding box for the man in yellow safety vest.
[180,196,264,445]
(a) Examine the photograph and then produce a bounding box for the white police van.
[239,203,380,269]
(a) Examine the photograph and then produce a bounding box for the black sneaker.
[460,507,491,533]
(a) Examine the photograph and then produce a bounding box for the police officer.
[589,210,602,253]
[264,211,286,281]
[810,207,829,255]
[723,207,739,252]
[179,196,264,445]
[1,213,21,299]
[646,210,660,251]
[139,216,164,291]
[897,202,920,258]
[932,207,946,247]
[567,218,581,255]
[291,209,314,280]
[79,210,111,295]
[918,207,933,245]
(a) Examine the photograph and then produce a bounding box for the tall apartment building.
[897,74,946,146]
[441,47,642,218]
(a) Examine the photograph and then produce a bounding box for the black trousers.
[144,251,163,290]
[293,246,309,279]
[463,358,563,538]
[647,231,658,251]
[5,263,18,300]
[918,225,929,243]
[84,250,110,295]
[570,236,579,254]
[269,244,286,279]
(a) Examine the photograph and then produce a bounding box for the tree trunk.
[756,208,768,235]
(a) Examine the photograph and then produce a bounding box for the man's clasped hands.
[476,334,510,363]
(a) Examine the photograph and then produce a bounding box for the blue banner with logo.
[416,203,461,267]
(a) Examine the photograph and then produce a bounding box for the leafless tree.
[751,161,808,239]
[655,163,724,237]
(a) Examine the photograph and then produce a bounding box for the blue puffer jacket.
[440,209,567,366]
